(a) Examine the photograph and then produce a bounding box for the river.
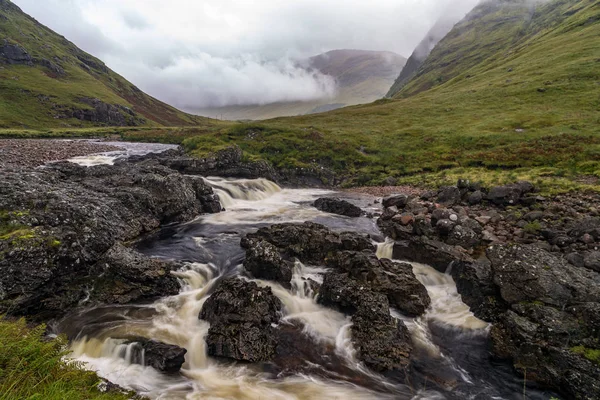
[55,148,553,399]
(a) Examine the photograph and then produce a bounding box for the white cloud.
[12,0,479,109]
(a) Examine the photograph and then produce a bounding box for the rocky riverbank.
[2,142,599,398]
[372,179,600,399]
[0,139,124,168]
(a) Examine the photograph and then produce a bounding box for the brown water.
[56,177,558,400]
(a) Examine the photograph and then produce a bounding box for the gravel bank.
[0,139,124,168]
[343,185,424,198]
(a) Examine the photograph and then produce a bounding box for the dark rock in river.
[241,237,294,288]
[199,278,282,362]
[317,272,413,373]
[382,194,409,209]
[126,339,187,373]
[244,222,374,265]
[0,158,220,320]
[325,251,430,316]
[89,244,181,305]
[313,197,362,217]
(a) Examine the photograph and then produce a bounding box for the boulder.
[447,225,479,249]
[583,251,600,272]
[241,237,293,288]
[382,194,409,209]
[199,278,282,362]
[317,272,413,372]
[486,182,534,206]
[244,222,374,264]
[325,251,430,316]
[467,190,483,205]
[437,186,461,206]
[313,197,362,217]
[89,244,181,305]
[125,339,187,373]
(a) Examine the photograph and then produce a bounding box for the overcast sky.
[13,0,479,110]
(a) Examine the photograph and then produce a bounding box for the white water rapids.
[61,176,531,400]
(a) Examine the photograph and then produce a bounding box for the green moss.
[571,346,600,365]
[524,221,542,234]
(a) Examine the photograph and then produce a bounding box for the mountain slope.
[195,49,406,121]
[166,0,599,192]
[387,17,461,97]
[395,0,598,98]
[0,0,207,129]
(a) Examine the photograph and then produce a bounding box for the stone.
[579,234,595,245]
[487,184,522,206]
[436,219,456,236]
[126,339,187,373]
[583,251,600,272]
[475,216,492,225]
[243,222,374,265]
[199,278,282,362]
[447,225,479,248]
[457,179,470,189]
[313,197,362,217]
[241,237,293,288]
[468,190,483,205]
[523,211,544,221]
[325,251,430,317]
[382,194,409,209]
[565,253,585,268]
[437,186,462,206]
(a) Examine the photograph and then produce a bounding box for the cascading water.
[58,177,553,400]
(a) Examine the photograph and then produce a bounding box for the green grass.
[2,0,599,195]
[0,318,131,400]
[0,1,209,128]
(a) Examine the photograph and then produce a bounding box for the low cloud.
[13,0,480,109]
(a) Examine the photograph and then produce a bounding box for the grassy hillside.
[195,50,406,121]
[0,0,207,129]
[2,0,599,194]
[183,0,600,192]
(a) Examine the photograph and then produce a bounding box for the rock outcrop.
[199,278,282,362]
[240,222,426,373]
[0,158,221,320]
[125,339,187,373]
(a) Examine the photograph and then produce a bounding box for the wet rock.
[565,252,585,269]
[0,159,220,320]
[382,194,409,209]
[89,244,181,305]
[244,222,374,265]
[158,145,279,182]
[391,237,473,272]
[437,186,461,206]
[317,273,413,373]
[523,211,544,221]
[351,305,412,373]
[447,225,479,248]
[484,244,600,399]
[326,251,430,316]
[127,339,187,373]
[486,244,600,307]
[313,197,362,217]
[583,251,600,272]
[241,237,293,288]
[435,219,456,236]
[199,278,282,362]
[467,190,484,205]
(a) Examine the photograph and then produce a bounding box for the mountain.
[386,16,463,97]
[0,0,206,129]
[173,0,599,192]
[393,0,596,98]
[195,49,406,121]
